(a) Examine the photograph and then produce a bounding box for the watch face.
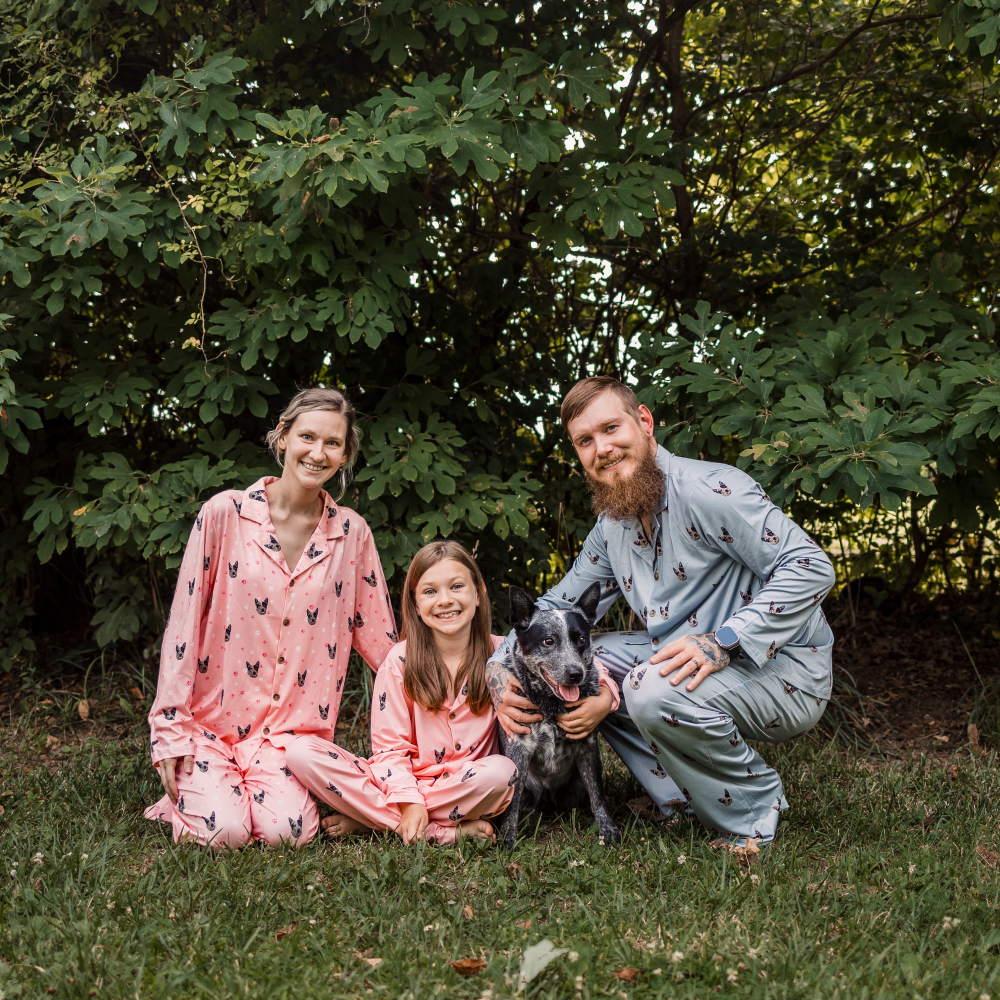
[715,625,739,649]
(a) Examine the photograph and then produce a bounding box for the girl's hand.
[396,802,430,844]
[556,687,614,740]
[156,755,194,804]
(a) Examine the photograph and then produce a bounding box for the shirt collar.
[237,476,344,538]
[653,445,671,514]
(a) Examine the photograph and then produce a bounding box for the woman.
[145,387,396,849]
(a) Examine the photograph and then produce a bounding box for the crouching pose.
[489,377,837,845]
[145,387,397,849]
[289,540,620,845]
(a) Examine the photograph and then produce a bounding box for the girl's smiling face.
[413,558,480,637]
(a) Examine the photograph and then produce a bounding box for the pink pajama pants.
[283,735,517,845]
[144,738,319,849]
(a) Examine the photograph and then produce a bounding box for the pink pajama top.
[148,476,396,772]
[369,635,621,805]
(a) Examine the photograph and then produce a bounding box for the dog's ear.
[576,581,602,626]
[508,586,537,632]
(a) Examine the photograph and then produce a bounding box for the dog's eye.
[578,636,587,645]
[542,637,555,646]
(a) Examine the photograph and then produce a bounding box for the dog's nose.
[567,667,583,684]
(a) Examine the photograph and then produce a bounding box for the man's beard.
[586,443,665,522]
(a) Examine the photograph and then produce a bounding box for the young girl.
[288,540,620,844]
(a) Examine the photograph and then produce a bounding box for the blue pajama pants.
[596,631,827,843]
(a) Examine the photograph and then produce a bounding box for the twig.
[950,618,985,691]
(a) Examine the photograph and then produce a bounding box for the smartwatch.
[714,625,743,659]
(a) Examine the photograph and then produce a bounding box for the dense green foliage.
[1,0,999,665]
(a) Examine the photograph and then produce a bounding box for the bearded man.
[487,377,836,844]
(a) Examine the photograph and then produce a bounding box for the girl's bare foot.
[456,819,496,844]
[321,813,371,838]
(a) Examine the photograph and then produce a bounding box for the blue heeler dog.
[495,581,620,847]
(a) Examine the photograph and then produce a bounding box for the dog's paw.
[599,823,622,846]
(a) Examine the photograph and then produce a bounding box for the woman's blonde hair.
[265,387,360,500]
[401,540,493,715]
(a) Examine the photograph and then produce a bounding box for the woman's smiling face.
[278,410,349,491]
[413,558,480,637]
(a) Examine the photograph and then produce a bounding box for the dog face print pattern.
[489,445,837,701]
[148,476,397,770]
[143,735,319,850]
[354,635,521,844]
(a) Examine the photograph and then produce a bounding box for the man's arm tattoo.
[486,661,508,709]
[692,633,731,668]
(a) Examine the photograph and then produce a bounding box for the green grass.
[2,726,999,1000]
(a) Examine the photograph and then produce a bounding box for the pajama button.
[263,727,270,735]
[283,618,290,626]
[454,742,461,750]
[652,638,659,644]
[654,572,659,580]
[273,693,280,700]
[289,579,295,587]
[277,656,284,663]
[449,712,456,720]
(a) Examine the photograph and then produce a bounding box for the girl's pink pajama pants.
[283,734,517,844]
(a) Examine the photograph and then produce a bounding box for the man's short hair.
[560,376,642,431]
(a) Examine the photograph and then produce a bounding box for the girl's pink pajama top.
[369,635,621,805]
[148,477,397,774]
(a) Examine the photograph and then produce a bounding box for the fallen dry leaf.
[627,795,655,818]
[77,699,90,721]
[932,734,950,743]
[976,845,999,869]
[969,722,987,756]
[462,904,474,919]
[0,805,5,816]
[351,951,382,968]
[516,919,531,930]
[44,735,60,752]
[450,957,487,977]
[709,836,761,867]
[275,922,297,941]
[613,968,641,982]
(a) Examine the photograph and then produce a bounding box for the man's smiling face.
[565,391,657,484]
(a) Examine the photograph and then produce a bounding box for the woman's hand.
[396,802,430,845]
[650,632,731,691]
[156,755,194,804]
[557,686,614,740]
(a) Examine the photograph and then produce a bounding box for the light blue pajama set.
[491,447,837,843]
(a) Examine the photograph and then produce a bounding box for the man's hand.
[396,802,429,845]
[156,755,194,804]
[557,687,614,740]
[487,660,542,737]
[650,633,731,691]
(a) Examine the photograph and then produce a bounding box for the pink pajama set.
[145,476,396,849]
[287,636,621,844]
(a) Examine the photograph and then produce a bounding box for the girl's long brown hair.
[401,540,492,715]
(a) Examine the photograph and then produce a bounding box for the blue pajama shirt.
[491,446,837,842]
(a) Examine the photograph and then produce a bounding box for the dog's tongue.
[542,670,579,703]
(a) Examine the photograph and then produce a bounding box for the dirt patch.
[825,589,1000,754]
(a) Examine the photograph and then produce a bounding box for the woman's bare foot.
[321,813,371,838]
[456,819,496,844]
